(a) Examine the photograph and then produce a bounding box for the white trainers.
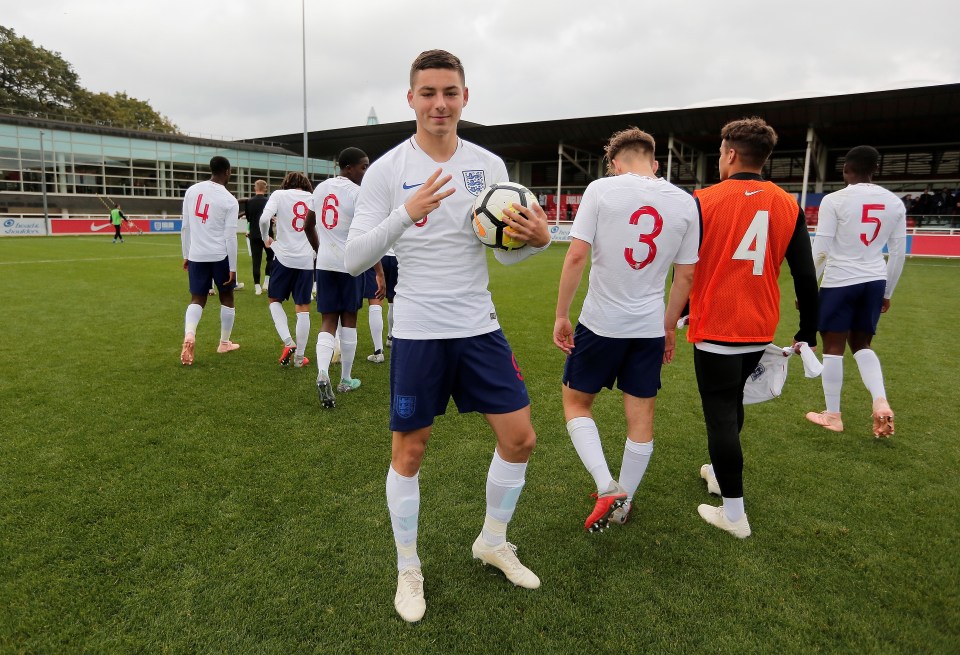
[255,284,262,295]
[234,282,245,290]
[697,504,751,539]
[471,535,540,589]
[367,352,385,363]
[609,500,632,525]
[394,567,425,623]
[699,464,721,496]
[386,337,392,349]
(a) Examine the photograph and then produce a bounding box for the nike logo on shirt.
[744,190,764,196]
[402,182,424,190]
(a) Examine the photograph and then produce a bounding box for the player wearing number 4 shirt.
[260,172,316,369]
[304,147,381,407]
[806,145,906,438]
[179,156,241,366]
[688,117,818,539]
[554,127,699,532]
[344,50,551,624]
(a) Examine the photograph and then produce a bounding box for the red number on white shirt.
[194,194,210,224]
[292,201,308,232]
[860,204,884,245]
[624,206,663,270]
[321,194,339,229]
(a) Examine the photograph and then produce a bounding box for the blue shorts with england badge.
[562,324,664,398]
[389,329,530,432]
[269,259,314,305]
[188,257,233,296]
[818,280,886,334]
[315,269,363,313]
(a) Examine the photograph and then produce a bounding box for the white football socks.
[853,348,887,401]
[723,497,745,522]
[618,439,653,502]
[386,465,420,571]
[269,302,294,346]
[184,303,203,338]
[219,306,235,342]
[821,354,844,413]
[369,305,384,352]
[315,331,335,375]
[340,327,358,380]
[295,311,310,359]
[567,416,613,494]
[482,449,527,547]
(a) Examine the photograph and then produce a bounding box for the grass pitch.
[0,235,958,654]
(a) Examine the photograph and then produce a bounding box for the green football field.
[1,234,958,654]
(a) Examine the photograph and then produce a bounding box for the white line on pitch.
[0,255,177,266]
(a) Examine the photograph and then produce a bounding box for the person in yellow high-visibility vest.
[110,205,127,243]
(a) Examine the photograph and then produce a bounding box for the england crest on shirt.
[462,170,486,196]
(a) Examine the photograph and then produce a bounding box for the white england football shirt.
[312,177,359,273]
[260,189,315,270]
[349,137,509,339]
[815,183,907,288]
[570,174,699,338]
[181,180,240,266]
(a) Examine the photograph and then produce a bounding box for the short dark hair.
[721,117,778,168]
[281,171,313,192]
[410,49,464,87]
[338,147,368,170]
[844,145,880,176]
[210,156,231,175]
[604,127,656,174]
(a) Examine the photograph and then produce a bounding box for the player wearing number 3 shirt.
[344,50,552,623]
[553,128,699,532]
[688,118,818,539]
[805,145,906,438]
[179,155,241,366]
[260,172,316,368]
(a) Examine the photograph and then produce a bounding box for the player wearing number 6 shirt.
[344,50,552,623]
[260,172,316,368]
[304,147,380,407]
[688,117,818,539]
[179,155,241,366]
[805,145,906,438]
[553,128,699,532]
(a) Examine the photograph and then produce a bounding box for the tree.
[0,26,79,114]
[0,25,179,133]
[73,90,178,134]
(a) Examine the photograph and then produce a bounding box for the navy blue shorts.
[381,255,398,301]
[819,280,885,334]
[361,268,379,300]
[268,260,314,305]
[315,269,363,314]
[188,258,233,296]
[389,329,530,432]
[562,324,664,398]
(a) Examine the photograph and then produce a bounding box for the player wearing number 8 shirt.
[345,50,552,623]
[805,145,906,438]
[553,127,699,532]
[305,147,380,406]
[260,172,316,368]
[688,117,818,538]
[179,155,241,366]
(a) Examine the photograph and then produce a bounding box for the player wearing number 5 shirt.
[688,117,818,539]
[553,128,699,532]
[805,146,906,438]
[260,172,316,368]
[179,156,241,366]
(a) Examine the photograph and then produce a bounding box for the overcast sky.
[5,1,959,141]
